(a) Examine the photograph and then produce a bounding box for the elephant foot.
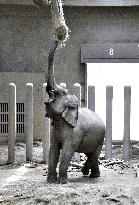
[81,166,89,176]
[58,177,68,184]
[47,175,57,183]
[89,169,100,178]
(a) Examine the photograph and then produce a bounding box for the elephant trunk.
[46,40,59,94]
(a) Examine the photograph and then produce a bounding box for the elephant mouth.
[48,90,55,99]
[44,102,53,118]
[44,101,62,119]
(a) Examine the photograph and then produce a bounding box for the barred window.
[0,103,24,134]
[17,103,24,134]
[0,103,8,134]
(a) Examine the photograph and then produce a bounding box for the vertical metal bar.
[123,86,131,161]
[105,86,113,160]
[20,111,22,123]
[6,124,7,133]
[42,83,50,163]
[23,104,25,133]
[88,85,95,111]
[73,83,81,107]
[85,64,88,108]
[25,83,33,162]
[8,83,16,164]
[72,83,81,162]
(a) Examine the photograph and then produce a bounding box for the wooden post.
[72,83,81,162]
[105,86,113,160]
[123,86,131,161]
[43,83,50,163]
[25,83,33,162]
[88,85,95,111]
[8,83,16,164]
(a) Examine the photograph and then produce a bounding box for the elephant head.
[45,41,79,127]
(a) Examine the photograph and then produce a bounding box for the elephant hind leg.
[81,166,89,176]
[89,152,101,178]
[89,144,104,178]
[89,165,100,178]
[86,154,100,178]
[81,154,90,176]
[81,152,100,178]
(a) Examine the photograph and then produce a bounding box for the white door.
[87,63,139,140]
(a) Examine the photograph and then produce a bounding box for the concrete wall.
[1,0,139,7]
[0,4,139,139]
[0,72,45,140]
[1,6,139,87]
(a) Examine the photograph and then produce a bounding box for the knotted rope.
[33,0,70,44]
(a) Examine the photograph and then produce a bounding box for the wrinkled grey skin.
[45,41,105,184]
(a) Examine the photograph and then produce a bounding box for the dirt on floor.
[0,142,139,205]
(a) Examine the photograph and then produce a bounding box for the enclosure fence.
[0,83,132,164]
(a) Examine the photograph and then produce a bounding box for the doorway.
[87,63,139,141]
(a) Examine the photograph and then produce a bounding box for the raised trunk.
[46,40,59,93]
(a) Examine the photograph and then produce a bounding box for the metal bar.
[72,83,81,162]
[123,86,131,161]
[25,83,33,162]
[8,83,16,164]
[42,83,50,163]
[105,86,113,160]
[88,85,95,111]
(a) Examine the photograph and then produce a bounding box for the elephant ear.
[62,95,78,127]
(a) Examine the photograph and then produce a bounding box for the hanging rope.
[33,0,70,44]
[51,0,69,43]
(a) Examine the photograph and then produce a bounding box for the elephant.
[45,40,105,184]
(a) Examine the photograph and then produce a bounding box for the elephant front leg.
[59,144,74,184]
[47,143,60,183]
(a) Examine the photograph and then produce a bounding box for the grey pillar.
[43,83,50,163]
[8,83,16,164]
[85,64,88,108]
[25,83,33,162]
[105,86,113,160]
[73,83,81,106]
[88,85,95,111]
[123,86,131,161]
[72,83,81,162]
